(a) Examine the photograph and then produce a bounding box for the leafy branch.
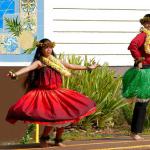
[20,124,35,144]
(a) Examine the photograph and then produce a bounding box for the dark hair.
[140,14,150,25]
[23,38,56,91]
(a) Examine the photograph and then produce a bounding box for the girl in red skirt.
[6,38,97,147]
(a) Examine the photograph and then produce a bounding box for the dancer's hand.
[7,71,17,80]
[87,63,100,70]
[137,62,142,69]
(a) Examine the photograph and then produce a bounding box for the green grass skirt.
[122,67,150,99]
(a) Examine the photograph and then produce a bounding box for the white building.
[44,0,150,66]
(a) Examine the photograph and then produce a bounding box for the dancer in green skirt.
[122,14,150,140]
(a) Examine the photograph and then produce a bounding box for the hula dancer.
[6,38,98,147]
[122,14,150,140]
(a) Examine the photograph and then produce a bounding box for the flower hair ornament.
[35,41,56,48]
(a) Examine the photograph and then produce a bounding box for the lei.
[40,55,71,77]
[141,27,150,54]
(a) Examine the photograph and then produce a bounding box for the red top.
[35,66,62,89]
[128,32,150,65]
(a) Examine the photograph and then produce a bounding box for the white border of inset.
[0,62,31,66]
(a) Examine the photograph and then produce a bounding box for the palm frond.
[4,17,22,36]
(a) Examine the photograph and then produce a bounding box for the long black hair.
[23,38,56,91]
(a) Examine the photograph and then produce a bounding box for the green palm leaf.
[4,17,22,36]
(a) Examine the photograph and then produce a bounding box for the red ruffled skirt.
[6,88,96,126]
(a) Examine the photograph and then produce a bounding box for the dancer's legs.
[40,126,53,147]
[131,101,148,140]
[41,126,53,137]
[54,127,65,146]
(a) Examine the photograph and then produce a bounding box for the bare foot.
[55,142,66,147]
[131,134,144,141]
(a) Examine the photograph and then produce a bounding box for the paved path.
[1,135,150,150]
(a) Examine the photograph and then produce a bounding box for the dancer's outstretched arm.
[7,60,42,78]
[62,61,99,70]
